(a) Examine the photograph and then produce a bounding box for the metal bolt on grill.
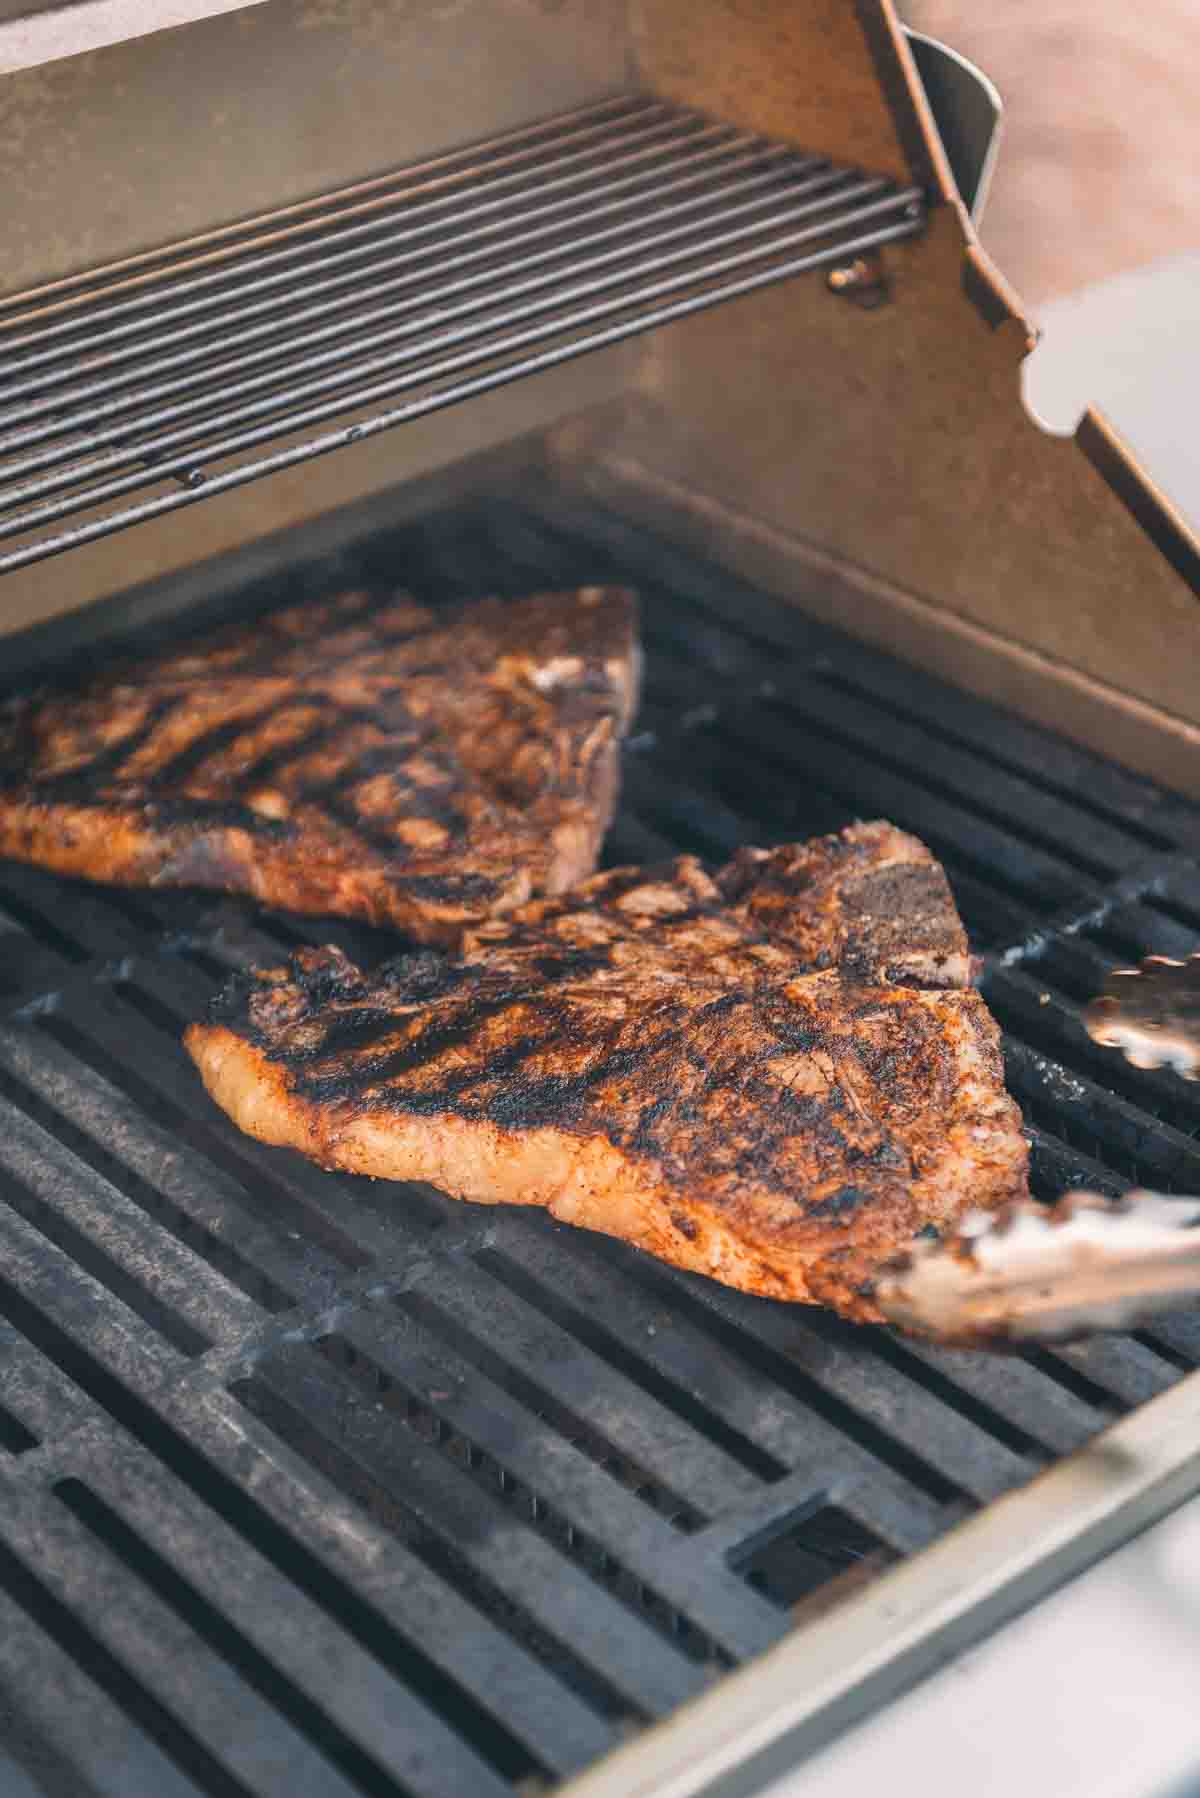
[2,496,1200,1796]
[0,94,923,574]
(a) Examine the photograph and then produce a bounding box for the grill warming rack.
[0,94,922,574]
[2,496,1200,1797]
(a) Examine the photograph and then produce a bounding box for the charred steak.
[187,822,1028,1319]
[0,585,639,943]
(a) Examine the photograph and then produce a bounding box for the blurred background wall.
[902,1,1200,304]
[903,2,1200,523]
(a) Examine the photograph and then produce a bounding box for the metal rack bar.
[1,157,844,481]
[0,98,923,574]
[0,174,890,510]
[0,94,672,354]
[0,91,652,320]
[0,132,789,443]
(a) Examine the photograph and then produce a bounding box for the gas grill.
[4,4,1200,1796]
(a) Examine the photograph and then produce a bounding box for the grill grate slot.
[51,1478,428,1798]
[597,1240,1034,1508]
[0,1158,213,1361]
[0,1535,254,1798]
[0,1046,297,1317]
[731,1504,892,1612]
[3,492,1200,1794]
[0,1399,38,1456]
[234,1338,713,1721]
[392,1288,707,1533]
[312,1329,729,1664]
[0,97,922,573]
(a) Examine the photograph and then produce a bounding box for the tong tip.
[1084,953,1200,1078]
[875,1189,1200,1350]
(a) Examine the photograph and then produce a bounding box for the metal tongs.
[1084,951,1200,1078]
[876,954,1200,1349]
[875,1190,1200,1348]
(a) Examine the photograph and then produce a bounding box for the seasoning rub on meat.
[186,821,1029,1320]
[0,585,639,944]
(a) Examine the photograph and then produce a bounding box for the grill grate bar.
[1025,1123,1126,1204]
[641,1263,1045,1503]
[629,598,1161,881]
[1,1259,622,1782]
[402,1255,764,1521]
[0,94,657,323]
[0,1202,188,1404]
[629,664,1144,970]
[775,679,1152,880]
[0,1584,211,1798]
[0,1098,260,1355]
[245,1339,710,1718]
[0,213,922,575]
[0,1742,61,1798]
[608,1244,1045,1512]
[0,1022,324,1311]
[1003,1035,1200,1192]
[0,862,152,968]
[203,1387,621,1784]
[0,1485,368,1798]
[1042,1334,1178,1411]
[863,1331,1106,1460]
[485,1222,946,1552]
[0,1314,94,1447]
[335,1293,783,1663]
[53,1429,518,1798]
[519,488,1200,853]
[1092,898,1200,965]
[710,704,1089,912]
[47,979,435,1270]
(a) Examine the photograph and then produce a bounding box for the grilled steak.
[0,585,639,943]
[187,821,1028,1319]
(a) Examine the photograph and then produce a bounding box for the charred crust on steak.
[0,585,639,944]
[807,1184,871,1222]
[188,822,1028,1318]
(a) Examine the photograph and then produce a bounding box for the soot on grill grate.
[1,494,1199,1795]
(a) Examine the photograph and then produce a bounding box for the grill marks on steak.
[186,822,1029,1319]
[0,585,639,942]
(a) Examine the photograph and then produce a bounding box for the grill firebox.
[2,492,1200,1797]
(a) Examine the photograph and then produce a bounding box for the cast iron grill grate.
[2,493,1200,1796]
[0,94,922,574]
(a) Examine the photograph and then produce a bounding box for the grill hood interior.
[3,0,1199,795]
